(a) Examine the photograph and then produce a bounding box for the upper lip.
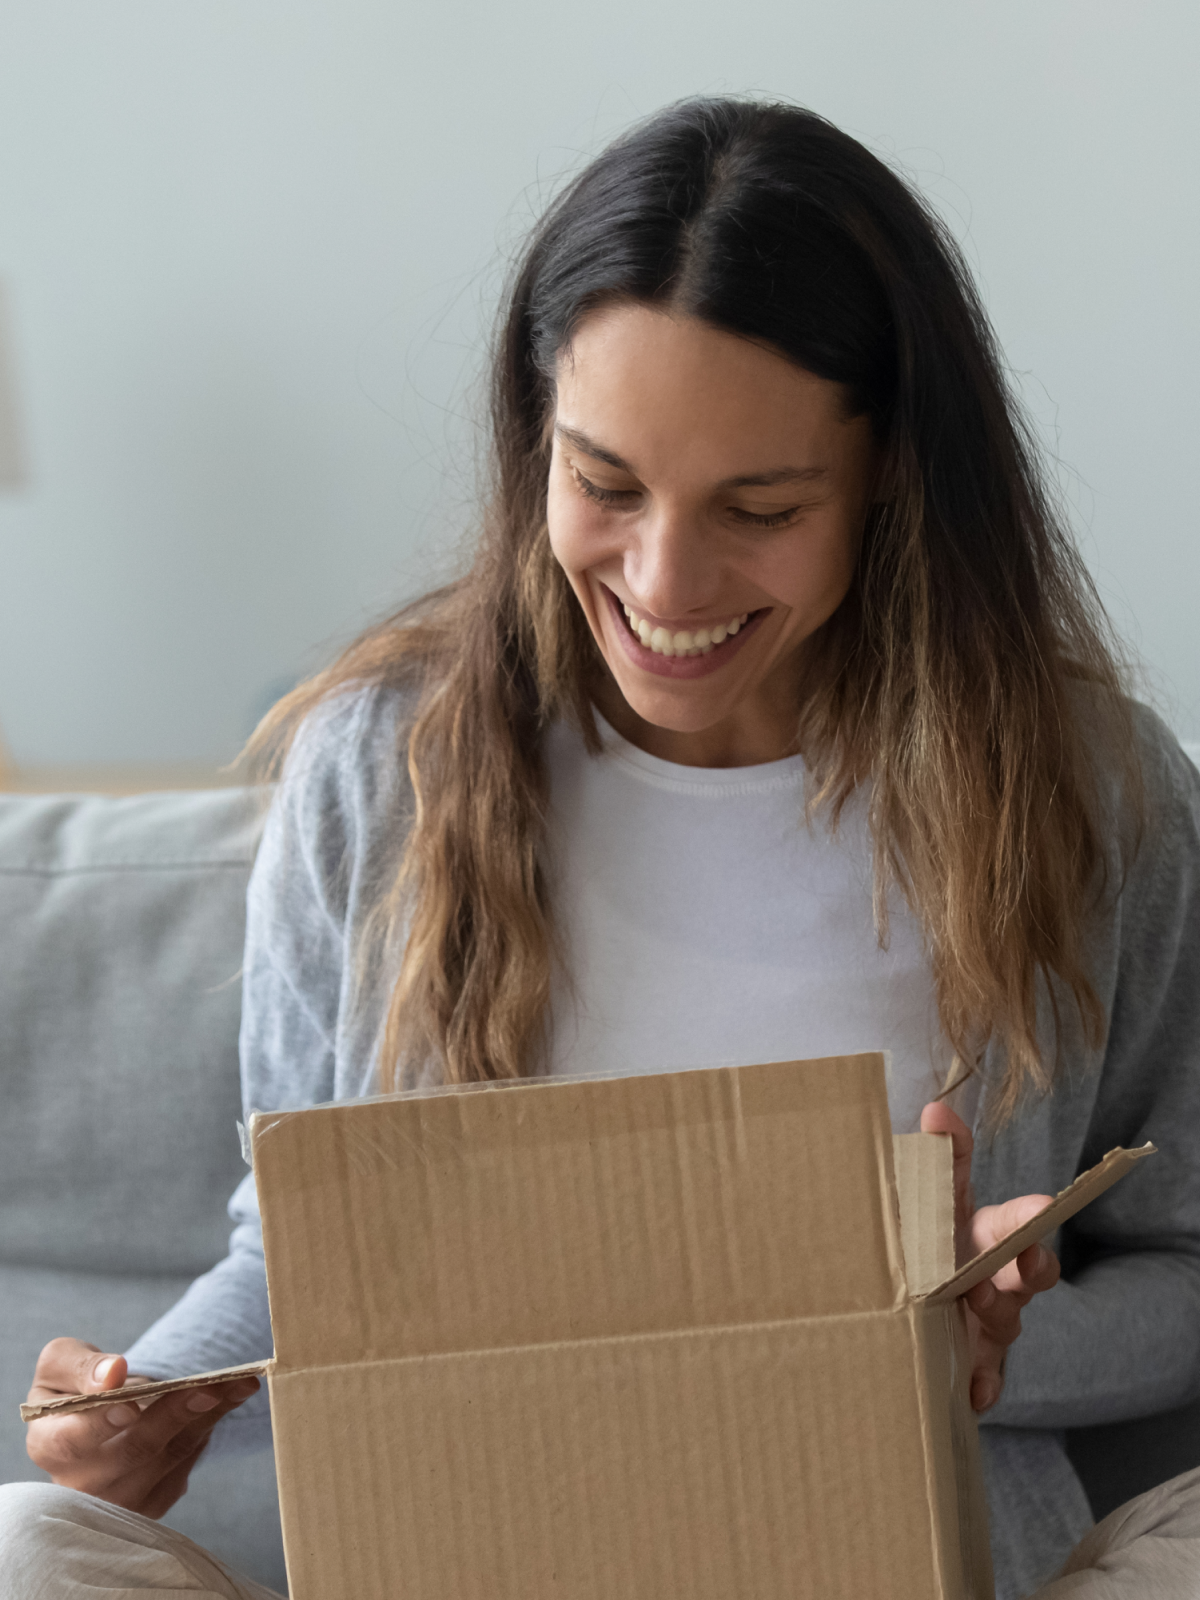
[603,585,758,632]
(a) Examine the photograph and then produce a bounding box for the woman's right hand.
[24,1337,261,1520]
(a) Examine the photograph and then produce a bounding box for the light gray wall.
[0,0,1197,764]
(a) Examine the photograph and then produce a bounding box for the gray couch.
[0,786,286,1591]
[1,784,1196,1596]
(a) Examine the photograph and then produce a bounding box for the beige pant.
[1031,1466,1200,1597]
[0,1482,284,1599]
[3,1470,1200,1598]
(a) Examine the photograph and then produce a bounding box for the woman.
[7,98,1200,1600]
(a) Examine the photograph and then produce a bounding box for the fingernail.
[105,1403,136,1428]
[94,1357,117,1383]
[186,1392,219,1413]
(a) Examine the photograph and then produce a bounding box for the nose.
[623,502,718,622]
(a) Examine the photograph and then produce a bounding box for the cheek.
[544,475,579,573]
[546,478,617,585]
[764,520,860,616]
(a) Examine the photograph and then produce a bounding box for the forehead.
[554,303,853,480]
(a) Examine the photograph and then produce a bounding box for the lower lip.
[602,586,767,680]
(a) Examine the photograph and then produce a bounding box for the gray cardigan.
[127,685,1200,1600]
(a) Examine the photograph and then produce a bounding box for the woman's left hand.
[919,1100,1061,1414]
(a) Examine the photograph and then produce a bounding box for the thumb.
[85,1351,128,1394]
[29,1337,131,1406]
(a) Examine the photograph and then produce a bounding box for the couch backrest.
[0,787,265,1276]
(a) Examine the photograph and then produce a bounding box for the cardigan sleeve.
[124,688,395,1455]
[989,732,1200,1428]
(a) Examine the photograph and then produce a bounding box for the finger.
[96,1387,251,1505]
[965,1279,1024,1347]
[76,1412,213,1511]
[26,1346,143,1471]
[970,1349,1006,1413]
[28,1390,191,1486]
[989,1241,1060,1300]
[920,1101,974,1256]
[919,1100,973,1165]
[25,1374,160,1478]
[33,1381,250,1491]
[101,1378,260,1465]
[962,1303,1010,1413]
[95,1379,260,1508]
[30,1377,258,1487]
[137,1437,210,1521]
[29,1339,127,1402]
[966,1194,1056,1256]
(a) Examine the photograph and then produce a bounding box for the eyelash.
[571,468,802,530]
[572,469,634,508]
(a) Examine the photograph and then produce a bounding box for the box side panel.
[270,1314,942,1600]
[908,1302,995,1600]
[253,1054,907,1368]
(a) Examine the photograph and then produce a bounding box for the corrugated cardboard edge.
[19,1360,272,1422]
[893,1133,956,1297]
[939,1298,995,1599]
[921,1144,1156,1306]
[905,1301,963,1599]
[896,1137,994,1594]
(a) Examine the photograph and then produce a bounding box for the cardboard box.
[27,1053,1152,1599]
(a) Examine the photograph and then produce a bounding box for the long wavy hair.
[249,97,1139,1123]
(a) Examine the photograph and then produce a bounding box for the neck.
[592,680,802,769]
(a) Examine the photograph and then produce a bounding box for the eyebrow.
[554,425,830,488]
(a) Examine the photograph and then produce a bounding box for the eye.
[728,505,804,530]
[571,467,639,507]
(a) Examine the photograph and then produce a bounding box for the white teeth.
[621,605,751,656]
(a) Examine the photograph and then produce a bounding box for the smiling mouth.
[618,600,755,658]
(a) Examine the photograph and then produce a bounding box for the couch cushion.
[0,788,265,1276]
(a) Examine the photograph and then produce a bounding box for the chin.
[613,681,734,735]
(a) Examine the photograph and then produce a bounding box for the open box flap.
[892,1132,956,1296]
[19,1359,272,1423]
[920,1143,1156,1306]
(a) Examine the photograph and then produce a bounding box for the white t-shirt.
[545,713,978,1134]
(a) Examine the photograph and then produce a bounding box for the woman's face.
[546,303,880,767]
